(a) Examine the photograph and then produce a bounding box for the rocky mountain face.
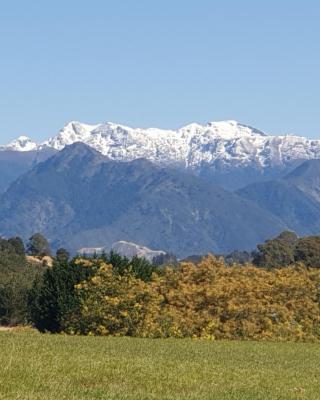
[2,120,320,189]
[0,148,56,193]
[0,143,286,257]
[237,179,320,236]
[285,159,320,203]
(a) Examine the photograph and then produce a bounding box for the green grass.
[0,331,319,399]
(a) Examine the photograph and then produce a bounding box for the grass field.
[0,330,319,400]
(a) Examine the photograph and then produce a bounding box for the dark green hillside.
[237,180,320,235]
[285,159,320,202]
[0,143,285,256]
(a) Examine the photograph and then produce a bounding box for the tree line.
[2,231,320,340]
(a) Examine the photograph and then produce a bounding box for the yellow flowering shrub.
[150,257,320,340]
[66,256,320,340]
[68,263,162,336]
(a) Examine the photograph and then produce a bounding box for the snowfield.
[2,120,320,170]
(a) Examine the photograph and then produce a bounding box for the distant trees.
[253,231,320,268]
[152,252,178,267]
[224,250,252,265]
[8,237,25,256]
[0,237,26,271]
[294,236,320,268]
[253,231,298,268]
[27,233,51,257]
[56,248,70,264]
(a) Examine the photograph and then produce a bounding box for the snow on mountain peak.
[2,120,320,170]
[42,121,100,150]
[1,135,38,152]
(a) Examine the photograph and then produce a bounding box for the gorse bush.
[66,264,160,336]
[63,256,320,341]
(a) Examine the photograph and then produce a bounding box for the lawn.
[0,330,319,400]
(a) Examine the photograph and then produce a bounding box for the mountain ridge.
[0,142,287,257]
[2,120,320,172]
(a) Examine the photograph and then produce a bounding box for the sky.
[0,0,320,143]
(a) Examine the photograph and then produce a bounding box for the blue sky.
[1,0,319,143]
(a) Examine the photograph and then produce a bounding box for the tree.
[27,233,51,257]
[0,237,40,326]
[130,256,156,282]
[28,258,96,332]
[253,231,298,268]
[0,262,42,326]
[56,248,70,264]
[225,250,252,265]
[277,231,299,245]
[102,251,156,282]
[0,238,26,270]
[153,253,178,267]
[294,236,320,268]
[8,237,25,256]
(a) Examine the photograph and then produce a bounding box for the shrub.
[67,263,161,336]
[64,256,320,341]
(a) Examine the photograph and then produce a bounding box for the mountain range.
[2,120,320,190]
[1,120,320,256]
[0,143,286,256]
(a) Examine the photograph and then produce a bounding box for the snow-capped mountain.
[0,136,38,152]
[2,120,320,171]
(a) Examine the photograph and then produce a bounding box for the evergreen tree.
[28,258,95,332]
[103,251,156,281]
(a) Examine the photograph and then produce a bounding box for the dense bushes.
[61,256,320,341]
[3,230,320,340]
[66,263,159,336]
[28,254,157,333]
